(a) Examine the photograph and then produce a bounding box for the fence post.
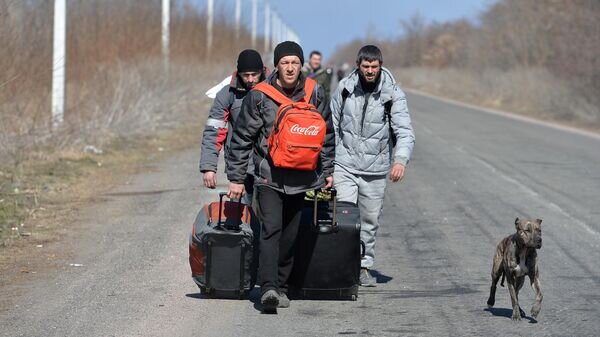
[206,0,213,60]
[162,0,170,73]
[251,0,257,48]
[51,0,66,129]
[271,12,278,50]
[264,3,270,53]
[235,0,241,42]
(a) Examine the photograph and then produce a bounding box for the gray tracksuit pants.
[333,165,387,269]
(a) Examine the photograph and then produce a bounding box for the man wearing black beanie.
[199,49,266,204]
[227,41,334,312]
[237,49,264,74]
[273,40,305,67]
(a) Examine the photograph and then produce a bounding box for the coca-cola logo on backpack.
[290,124,321,136]
[253,78,326,171]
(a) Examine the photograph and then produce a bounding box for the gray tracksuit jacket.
[226,71,335,194]
[330,67,415,175]
[199,72,265,174]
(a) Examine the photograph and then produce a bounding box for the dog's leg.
[487,270,502,307]
[506,274,522,321]
[487,246,504,307]
[529,264,543,319]
[515,276,526,317]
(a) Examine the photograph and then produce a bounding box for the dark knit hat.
[274,41,304,66]
[237,49,263,73]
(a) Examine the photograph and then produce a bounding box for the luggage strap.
[312,188,338,234]
[239,243,246,296]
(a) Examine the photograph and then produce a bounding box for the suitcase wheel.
[351,294,357,301]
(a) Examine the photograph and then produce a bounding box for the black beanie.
[274,41,304,66]
[237,49,264,73]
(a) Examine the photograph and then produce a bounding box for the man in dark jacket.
[302,50,333,102]
[199,49,266,203]
[226,41,334,312]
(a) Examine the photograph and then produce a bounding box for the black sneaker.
[261,289,279,313]
[360,268,376,287]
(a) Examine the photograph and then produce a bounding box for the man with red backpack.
[226,41,334,312]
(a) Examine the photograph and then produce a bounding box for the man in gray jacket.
[330,45,415,287]
[199,49,266,202]
[227,41,334,311]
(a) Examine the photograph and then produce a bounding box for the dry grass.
[0,0,261,245]
[332,0,599,129]
[0,59,228,246]
[396,67,600,129]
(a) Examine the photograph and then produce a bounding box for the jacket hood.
[341,66,397,102]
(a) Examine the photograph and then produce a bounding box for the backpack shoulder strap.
[303,77,317,103]
[341,88,350,111]
[383,99,396,146]
[337,88,350,140]
[384,100,393,118]
[253,82,291,105]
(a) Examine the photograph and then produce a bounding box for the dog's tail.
[500,270,505,287]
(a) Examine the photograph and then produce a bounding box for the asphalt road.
[1,91,599,337]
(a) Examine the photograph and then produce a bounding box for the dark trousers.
[255,185,305,294]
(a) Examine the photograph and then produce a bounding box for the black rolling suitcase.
[289,190,362,300]
[189,192,259,299]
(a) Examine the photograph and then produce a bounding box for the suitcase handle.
[312,188,338,234]
[217,192,244,230]
[360,240,366,257]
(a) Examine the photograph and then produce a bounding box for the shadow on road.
[370,269,393,284]
[186,288,275,314]
[484,307,538,323]
[185,292,209,300]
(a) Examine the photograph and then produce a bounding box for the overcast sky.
[197,0,493,63]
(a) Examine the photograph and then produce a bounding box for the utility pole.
[282,23,288,42]
[162,0,169,72]
[235,0,241,41]
[251,0,257,48]
[264,3,270,52]
[51,0,66,129]
[271,12,279,50]
[206,0,213,60]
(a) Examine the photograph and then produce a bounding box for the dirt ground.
[0,124,203,311]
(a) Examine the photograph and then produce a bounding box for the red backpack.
[253,78,326,171]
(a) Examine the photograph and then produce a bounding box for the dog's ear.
[515,217,521,230]
[535,219,542,226]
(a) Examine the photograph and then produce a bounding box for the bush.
[331,0,600,127]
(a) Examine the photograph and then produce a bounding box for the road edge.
[404,87,600,141]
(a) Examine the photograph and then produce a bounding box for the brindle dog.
[487,218,543,321]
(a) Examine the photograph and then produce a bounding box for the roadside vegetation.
[0,0,259,246]
[332,0,599,129]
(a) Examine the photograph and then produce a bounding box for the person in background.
[199,49,266,204]
[302,50,333,102]
[336,62,350,83]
